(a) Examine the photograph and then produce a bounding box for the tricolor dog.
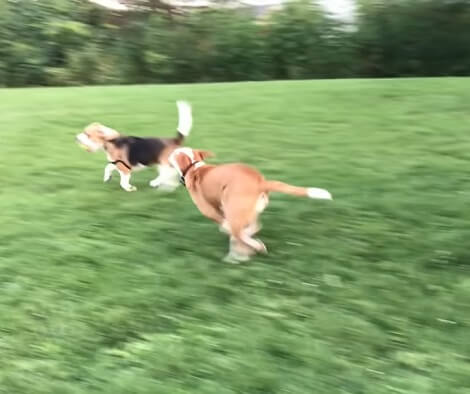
[169,147,333,262]
[76,101,192,192]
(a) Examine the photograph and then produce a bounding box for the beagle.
[169,147,332,262]
[76,101,192,192]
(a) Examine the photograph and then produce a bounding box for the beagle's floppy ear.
[194,149,215,161]
[83,123,120,141]
[97,124,120,139]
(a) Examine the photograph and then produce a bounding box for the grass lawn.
[1,78,470,394]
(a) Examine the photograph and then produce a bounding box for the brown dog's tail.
[263,180,332,200]
[174,100,192,144]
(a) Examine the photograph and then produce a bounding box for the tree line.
[1,0,469,87]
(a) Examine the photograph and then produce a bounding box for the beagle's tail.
[175,100,193,143]
[263,180,332,200]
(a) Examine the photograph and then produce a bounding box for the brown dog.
[76,101,192,192]
[169,147,332,262]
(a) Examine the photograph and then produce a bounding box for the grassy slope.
[0,78,470,394]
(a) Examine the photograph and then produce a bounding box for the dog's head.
[76,123,120,152]
[168,147,214,177]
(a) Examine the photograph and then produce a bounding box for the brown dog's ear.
[194,149,215,161]
[176,153,192,171]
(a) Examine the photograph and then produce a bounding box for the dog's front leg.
[104,163,116,182]
[191,197,225,227]
[118,169,137,192]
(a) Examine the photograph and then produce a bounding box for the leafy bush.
[1,0,470,86]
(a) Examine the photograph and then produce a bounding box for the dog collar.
[180,161,204,186]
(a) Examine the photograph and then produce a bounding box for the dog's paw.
[104,175,112,182]
[149,179,160,188]
[123,185,137,192]
[254,239,268,254]
[223,253,250,264]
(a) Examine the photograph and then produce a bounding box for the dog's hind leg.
[225,206,267,255]
[246,219,262,237]
[239,231,267,254]
[223,236,252,263]
[150,165,179,189]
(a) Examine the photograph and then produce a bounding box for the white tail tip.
[176,100,192,137]
[307,188,332,200]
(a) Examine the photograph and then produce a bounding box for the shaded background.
[1,0,470,87]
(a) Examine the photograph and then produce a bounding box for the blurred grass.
[1,78,470,393]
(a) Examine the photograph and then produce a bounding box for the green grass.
[1,78,470,394]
